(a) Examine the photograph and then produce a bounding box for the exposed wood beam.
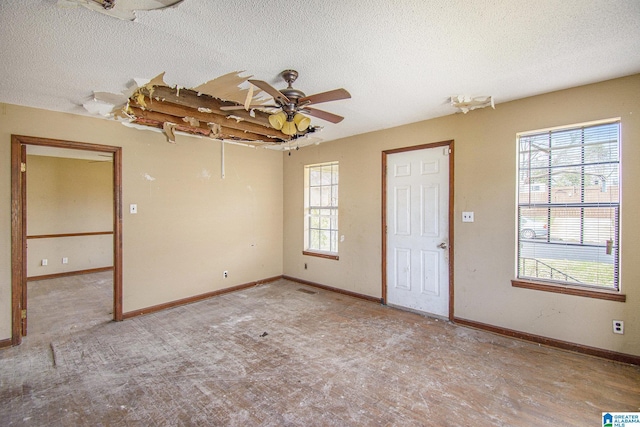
[142,86,273,128]
[133,96,285,140]
[129,108,280,144]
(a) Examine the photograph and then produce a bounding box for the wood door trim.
[27,266,114,282]
[27,231,113,239]
[381,140,455,321]
[10,135,123,346]
[10,138,24,344]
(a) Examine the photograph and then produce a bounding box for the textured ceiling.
[1,0,639,147]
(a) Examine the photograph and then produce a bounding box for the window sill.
[303,251,339,261]
[511,279,625,302]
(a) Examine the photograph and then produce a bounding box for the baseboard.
[122,275,283,319]
[13,273,636,365]
[27,266,114,282]
[283,275,382,303]
[0,338,12,349]
[453,317,640,366]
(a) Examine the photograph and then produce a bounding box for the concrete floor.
[1,272,639,426]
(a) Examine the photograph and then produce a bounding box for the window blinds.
[517,121,620,289]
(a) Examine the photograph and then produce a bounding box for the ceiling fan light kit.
[294,113,311,132]
[238,69,351,134]
[268,111,309,135]
[281,120,297,136]
[268,111,287,130]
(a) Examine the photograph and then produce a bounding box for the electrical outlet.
[41,259,48,266]
[462,212,474,222]
[613,320,624,334]
[62,257,69,264]
[223,271,228,279]
[130,204,137,214]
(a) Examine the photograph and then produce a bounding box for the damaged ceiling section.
[450,95,495,114]
[57,0,183,21]
[84,72,325,150]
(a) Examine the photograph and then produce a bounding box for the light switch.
[462,212,474,222]
[130,204,138,214]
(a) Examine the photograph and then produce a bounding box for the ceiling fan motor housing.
[279,69,306,105]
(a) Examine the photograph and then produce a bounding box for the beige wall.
[1,75,637,357]
[27,235,113,277]
[0,105,283,339]
[26,155,113,277]
[283,74,640,356]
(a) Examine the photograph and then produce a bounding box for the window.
[304,162,339,259]
[516,120,620,291]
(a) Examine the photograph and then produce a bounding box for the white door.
[386,146,450,317]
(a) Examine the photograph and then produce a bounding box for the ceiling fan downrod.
[279,70,306,102]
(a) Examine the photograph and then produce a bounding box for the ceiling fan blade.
[248,79,290,104]
[299,88,351,106]
[303,107,344,124]
[220,104,279,111]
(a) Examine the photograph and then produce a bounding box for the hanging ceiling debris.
[450,95,495,114]
[85,71,324,149]
[57,0,183,21]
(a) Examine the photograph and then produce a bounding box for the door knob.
[438,242,448,249]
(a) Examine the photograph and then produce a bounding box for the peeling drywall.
[83,71,302,147]
[450,95,495,114]
[451,95,496,114]
[194,71,269,106]
[57,0,183,21]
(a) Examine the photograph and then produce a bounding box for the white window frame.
[303,162,339,259]
[515,119,621,295]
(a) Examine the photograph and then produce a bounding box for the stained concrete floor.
[1,272,639,426]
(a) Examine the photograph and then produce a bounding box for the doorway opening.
[382,140,454,320]
[11,135,123,346]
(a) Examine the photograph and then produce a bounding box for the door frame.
[11,135,123,346]
[381,140,454,320]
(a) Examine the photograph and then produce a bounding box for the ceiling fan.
[220,70,351,136]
